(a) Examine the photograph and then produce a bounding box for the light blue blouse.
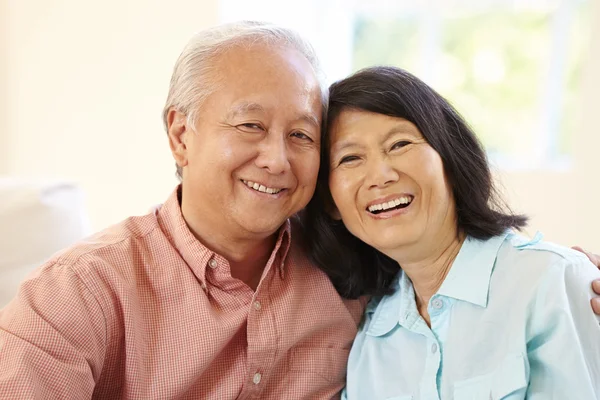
[343,232,600,399]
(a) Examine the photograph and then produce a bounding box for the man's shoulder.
[47,212,161,274]
[288,215,366,317]
[289,213,306,243]
[288,214,318,268]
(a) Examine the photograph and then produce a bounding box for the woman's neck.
[391,230,465,326]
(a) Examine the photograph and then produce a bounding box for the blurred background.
[0,0,598,261]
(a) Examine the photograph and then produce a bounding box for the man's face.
[171,43,322,239]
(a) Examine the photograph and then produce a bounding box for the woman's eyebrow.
[381,124,418,142]
[331,140,362,155]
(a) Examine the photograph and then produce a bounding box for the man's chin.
[239,211,298,235]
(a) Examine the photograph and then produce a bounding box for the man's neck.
[180,195,281,291]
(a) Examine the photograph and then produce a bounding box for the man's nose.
[255,133,291,175]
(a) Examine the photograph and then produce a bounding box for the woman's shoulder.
[494,231,599,294]
[498,232,592,270]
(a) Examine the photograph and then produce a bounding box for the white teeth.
[368,196,413,212]
[242,180,283,195]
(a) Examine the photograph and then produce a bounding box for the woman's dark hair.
[303,66,528,299]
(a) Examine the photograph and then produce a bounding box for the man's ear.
[167,109,190,169]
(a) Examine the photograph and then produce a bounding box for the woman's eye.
[391,140,411,150]
[339,155,360,165]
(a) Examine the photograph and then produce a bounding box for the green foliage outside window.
[352,3,589,163]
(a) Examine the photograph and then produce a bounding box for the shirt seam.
[67,262,109,369]
[52,223,160,267]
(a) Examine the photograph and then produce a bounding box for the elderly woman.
[305,66,600,399]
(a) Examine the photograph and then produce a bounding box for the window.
[219,0,590,169]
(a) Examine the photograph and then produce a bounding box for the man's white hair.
[162,21,327,179]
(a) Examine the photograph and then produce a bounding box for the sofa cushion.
[0,178,90,307]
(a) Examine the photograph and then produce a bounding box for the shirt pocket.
[287,346,350,384]
[453,353,528,400]
[342,390,412,400]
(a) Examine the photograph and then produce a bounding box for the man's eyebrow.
[298,113,320,129]
[225,102,320,129]
[226,102,266,119]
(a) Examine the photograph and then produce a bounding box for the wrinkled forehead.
[211,43,324,123]
[328,108,421,148]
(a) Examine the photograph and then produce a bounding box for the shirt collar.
[437,231,510,308]
[366,271,418,336]
[156,186,292,288]
[268,219,292,280]
[365,231,510,337]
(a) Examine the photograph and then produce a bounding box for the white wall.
[0,0,8,174]
[219,0,354,84]
[2,0,218,229]
[498,0,600,250]
[2,0,599,249]
[202,0,600,250]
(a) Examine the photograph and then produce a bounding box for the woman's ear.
[318,186,342,221]
[327,203,342,221]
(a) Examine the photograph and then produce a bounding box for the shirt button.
[431,343,438,354]
[253,372,262,384]
[201,282,207,291]
[253,301,262,311]
[208,259,218,269]
[431,298,444,310]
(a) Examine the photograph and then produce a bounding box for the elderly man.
[0,21,599,399]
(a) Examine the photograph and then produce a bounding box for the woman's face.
[328,109,457,258]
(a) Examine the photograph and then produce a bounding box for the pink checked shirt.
[0,188,365,399]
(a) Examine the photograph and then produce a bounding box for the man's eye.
[339,155,359,165]
[290,131,313,142]
[237,123,263,131]
[391,141,411,150]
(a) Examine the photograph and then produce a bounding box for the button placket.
[431,342,438,354]
[246,284,276,392]
[431,298,444,310]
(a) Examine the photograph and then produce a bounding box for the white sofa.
[0,178,90,308]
